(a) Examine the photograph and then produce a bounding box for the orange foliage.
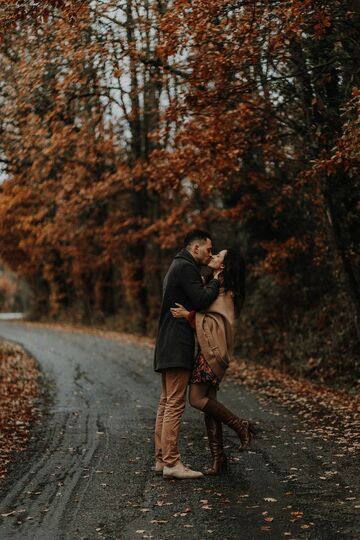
[0,0,358,335]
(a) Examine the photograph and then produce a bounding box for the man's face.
[193,238,213,265]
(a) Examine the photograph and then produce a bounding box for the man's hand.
[170,303,190,319]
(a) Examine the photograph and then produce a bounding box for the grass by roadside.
[0,339,40,481]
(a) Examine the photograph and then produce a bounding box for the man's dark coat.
[154,249,220,372]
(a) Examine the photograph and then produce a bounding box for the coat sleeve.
[179,263,220,311]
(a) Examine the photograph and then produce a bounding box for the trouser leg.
[161,368,191,466]
[154,372,167,462]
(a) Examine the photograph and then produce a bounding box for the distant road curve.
[0,313,24,320]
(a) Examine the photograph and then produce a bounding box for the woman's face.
[208,249,227,270]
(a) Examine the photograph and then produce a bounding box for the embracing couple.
[154,229,254,479]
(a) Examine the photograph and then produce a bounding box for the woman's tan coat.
[195,288,235,381]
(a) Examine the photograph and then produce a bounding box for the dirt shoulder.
[228,359,360,456]
[0,339,41,481]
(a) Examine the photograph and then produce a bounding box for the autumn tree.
[0,1,174,331]
[0,0,359,381]
[144,0,360,373]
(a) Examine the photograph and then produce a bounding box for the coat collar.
[174,248,200,267]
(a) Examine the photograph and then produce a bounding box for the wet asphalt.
[0,322,358,540]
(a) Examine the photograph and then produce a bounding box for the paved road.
[0,322,358,540]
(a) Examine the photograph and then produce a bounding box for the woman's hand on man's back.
[170,303,190,319]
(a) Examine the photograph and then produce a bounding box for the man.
[154,230,220,479]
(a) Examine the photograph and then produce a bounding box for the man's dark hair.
[183,229,212,248]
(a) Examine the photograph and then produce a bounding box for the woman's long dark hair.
[222,248,246,318]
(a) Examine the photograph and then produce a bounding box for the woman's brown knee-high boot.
[204,413,228,475]
[202,399,254,450]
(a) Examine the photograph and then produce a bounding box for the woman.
[171,248,254,475]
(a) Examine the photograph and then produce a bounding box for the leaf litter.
[0,339,40,482]
[228,357,360,455]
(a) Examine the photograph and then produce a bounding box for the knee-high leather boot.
[202,399,255,451]
[204,413,228,475]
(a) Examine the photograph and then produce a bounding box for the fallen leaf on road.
[155,500,173,507]
[0,341,40,481]
[291,511,303,519]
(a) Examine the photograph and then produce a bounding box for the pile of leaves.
[0,339,40,481]
[228,358,360,455]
